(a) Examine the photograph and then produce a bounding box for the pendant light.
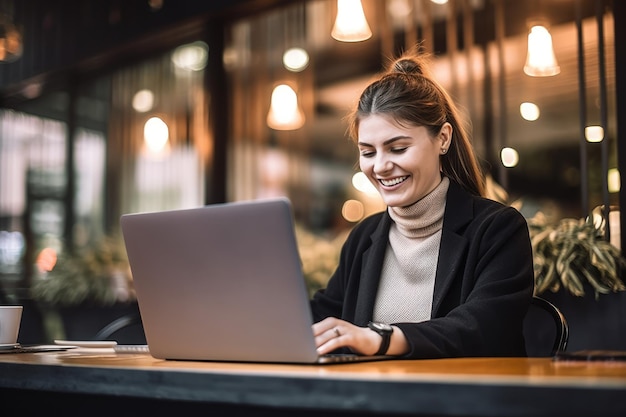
[0,1,22,62]
[331,0,372,42]
[144,116,169,153]
[523,24,560,77]
[267,84,305,130]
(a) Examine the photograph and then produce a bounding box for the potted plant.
[527,207,626,351]
[31,234,135,307]
[528,208,626,299]
[30,234,138,341]
[294,224,347,297]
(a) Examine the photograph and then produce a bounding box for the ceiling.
[311,2,616,164]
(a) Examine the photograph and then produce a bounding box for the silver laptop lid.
[120,198,319,363]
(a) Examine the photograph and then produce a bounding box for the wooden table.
[1,349,625,416]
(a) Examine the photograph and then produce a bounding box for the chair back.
[94,313,146,344]
[523,296,569,357]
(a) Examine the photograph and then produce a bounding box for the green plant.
[294,224,347,297]
[31,235,135,307]
[528,209,626,299]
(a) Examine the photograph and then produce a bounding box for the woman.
[310,52,534,359]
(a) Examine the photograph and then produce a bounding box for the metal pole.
[575,0,589,217]
[596,0,610,240]
[495,0,507,189]
[615,0,626,254]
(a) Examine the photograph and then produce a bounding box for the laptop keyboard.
[318,353,390,364]
[114,345,150,354]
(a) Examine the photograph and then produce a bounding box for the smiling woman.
[349,55,484,201]
[309,51,534,360]
[356,118,449,208]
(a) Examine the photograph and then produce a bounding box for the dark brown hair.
[348,52,485,197]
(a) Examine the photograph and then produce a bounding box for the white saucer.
[54,340,118,348]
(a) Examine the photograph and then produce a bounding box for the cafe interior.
[0,0,624,346]
[0,0,626,415]
[0,0,625,362]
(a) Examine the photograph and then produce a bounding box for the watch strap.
[368,322,392,356]
[374,331,391,356]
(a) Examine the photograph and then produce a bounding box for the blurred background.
[0,0,623,343]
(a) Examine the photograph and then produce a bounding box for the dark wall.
[0,0,296,103]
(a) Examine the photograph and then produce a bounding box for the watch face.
[370,322,392,332]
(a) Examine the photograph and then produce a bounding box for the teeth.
[380,176,408,186]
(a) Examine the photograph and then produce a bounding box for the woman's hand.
[312,317,384,356]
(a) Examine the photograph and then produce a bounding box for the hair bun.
[392,58,424,76]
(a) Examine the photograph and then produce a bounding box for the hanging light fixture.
[523,24,560,77]
[519,102,540,121]
[585,125,604,143]
[267,84,305,130]
[144,116,169,153]
[331,0,372,42]
[171,41,208,71]
[283,4,309,72]
[0,1,23,63]
[282,47,309,72]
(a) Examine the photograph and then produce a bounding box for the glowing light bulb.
[283,48,309,72]
[501,147,519,168]
[266,84,305,130]
[585,125,604,143]
[144,117,169,152]
[520,102,540,121]
[524,25,560,77]
[331,0,372,42]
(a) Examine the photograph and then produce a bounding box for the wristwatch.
[367,321,393,355]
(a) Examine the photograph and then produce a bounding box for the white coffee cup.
[0,305,23,345]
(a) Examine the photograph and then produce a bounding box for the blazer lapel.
[353,214,391,326]
[431,181,473,315]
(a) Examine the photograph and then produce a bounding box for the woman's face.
[357,114,451,208]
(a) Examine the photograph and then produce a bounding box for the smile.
[379,176,408,187]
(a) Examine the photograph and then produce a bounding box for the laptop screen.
[121,198,321,363]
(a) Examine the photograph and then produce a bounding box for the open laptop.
[120,197,390,364]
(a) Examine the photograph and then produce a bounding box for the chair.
[523,295,569,357]
[94,312,146,344]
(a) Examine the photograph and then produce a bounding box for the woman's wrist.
[386,326,409,356]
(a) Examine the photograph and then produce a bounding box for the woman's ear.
[439,122,453,154]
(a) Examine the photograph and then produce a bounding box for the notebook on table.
[120,197,390,364]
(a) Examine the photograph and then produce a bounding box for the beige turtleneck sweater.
[372,176,449,323]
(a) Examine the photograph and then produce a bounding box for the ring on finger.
[333,327,341,337]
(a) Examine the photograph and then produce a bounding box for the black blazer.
[310,180,534,358]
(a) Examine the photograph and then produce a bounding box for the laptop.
[120,197,390,364]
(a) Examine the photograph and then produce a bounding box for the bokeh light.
[342,199,365,222]
[283,48,309,72]
[501,147,519,168]
[132,89,155,113]
[144,117,169,152]
[351,171,378,195]
[585,125,604,143]
[520,102,540,121]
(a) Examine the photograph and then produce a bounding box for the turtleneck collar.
[387,176,449,238]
